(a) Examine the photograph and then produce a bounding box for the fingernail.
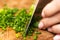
[48,28,52,32]
[38,22,44,29]
[53,35,60,40]
[41,12,45,17]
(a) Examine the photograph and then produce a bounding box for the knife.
[25,0,39,36]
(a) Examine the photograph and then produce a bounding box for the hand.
[38,0,60,40]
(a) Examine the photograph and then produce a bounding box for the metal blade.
[25,0,39,35]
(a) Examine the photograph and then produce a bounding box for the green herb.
[16,33,20,38]
[35,31,41,34]
[33,31,41,40]
[33,22,39,27]
[0,8,32,33]
[33,35,38,40]
[23,37,26,40]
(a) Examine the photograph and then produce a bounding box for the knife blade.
[25,0,39,36]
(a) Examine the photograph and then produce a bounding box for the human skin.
[38,0,60,40]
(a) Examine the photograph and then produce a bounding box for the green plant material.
[0,5,35,37]
[33,31,41,40]
[33,22,39,27]
[33,35,38,40]
[29,5,34,16]
[0,5,42,40]
[16,33,20,38]
[27,28,34,36]
[0,7,32,33]
[35,31,41,34]
[23,37,26,40]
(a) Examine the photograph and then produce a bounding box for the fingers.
[41,0,60,17]
[53,35,60,40]
[48,24,60,34]
[38,13,60,29]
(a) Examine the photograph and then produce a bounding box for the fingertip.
[38,22,44,29]
[41,12,45,18]
[41,1,59,17]
[53,35,60,40]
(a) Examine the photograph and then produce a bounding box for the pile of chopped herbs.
[0,5,34,33]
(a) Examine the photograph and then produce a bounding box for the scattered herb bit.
[33,22,39,27]
[23,37,26,40]
[33,35,38,40]
[16,33,20,38]
[27,26,35,36]
[35,31,41,34]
